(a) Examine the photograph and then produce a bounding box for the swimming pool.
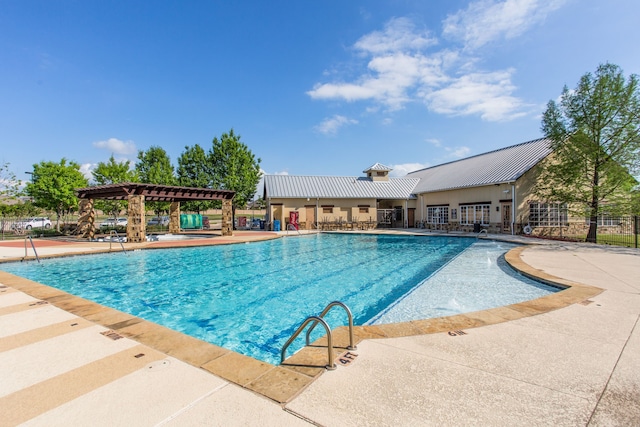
[0,234,557,364]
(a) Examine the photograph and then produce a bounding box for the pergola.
[75,182,235,242]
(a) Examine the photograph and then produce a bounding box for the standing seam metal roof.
[263,138,552,199]
[407,138,553,193]
[264,175,419,199]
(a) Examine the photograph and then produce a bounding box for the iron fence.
[593,215,639,248]
[562,215,639,248]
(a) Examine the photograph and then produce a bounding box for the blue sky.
[1,0,639,187]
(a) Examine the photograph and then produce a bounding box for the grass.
[566,234,639,248]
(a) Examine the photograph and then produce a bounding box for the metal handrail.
[305,301,356,350]
[476,229,488,239]
[286,223,302,235]
[281,316,336,370]
[24,235,40,263]
[109,230,127,254]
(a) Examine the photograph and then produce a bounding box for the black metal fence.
[594,216,639,248]
[562,215,639,248]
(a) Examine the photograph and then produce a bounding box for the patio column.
[221,199,233,236]
[76,198,96,239]
[169,201,181,234]
[127,194,146,243]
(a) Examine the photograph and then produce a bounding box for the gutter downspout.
[511,183,516,235]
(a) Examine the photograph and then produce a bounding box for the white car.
[99,217,128,228]
[12,217,52,230]
[147,216,170,226]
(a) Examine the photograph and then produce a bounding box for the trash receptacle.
[473,223,481,233]
[260,220,265,230]
[274,220,281,231]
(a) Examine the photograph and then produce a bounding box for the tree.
[177,144,214,213]
[209,129,262,225]
[538,63,640,242]
[136,146,176,185]
[136,146,176,215]
[25,159,88,232]
[92,155,138,218]
[0,162,21,200]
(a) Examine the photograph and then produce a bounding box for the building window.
[595,216,618,226]
[359,207,369,214]
[459,204,490,225]
[427,206,449,224]
[322,207,333,214]
[529,202,567,227]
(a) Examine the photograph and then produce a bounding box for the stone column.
[76,198,96,239]
[221,199,233,236]
[169,201,181,234]
[127,195,146,243]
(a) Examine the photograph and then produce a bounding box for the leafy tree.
[177,144,214,213]
[0,162,21,200]
[209,129,262,225]
[25,159,88,231]
[92,155,138,218]
[538,63,640,242]
[136,146,176,215]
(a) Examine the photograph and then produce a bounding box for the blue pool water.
[0,234,557,364]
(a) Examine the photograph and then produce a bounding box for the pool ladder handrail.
[109,230,127,254]
[281,316,336,370]
[280,300,357,370]
[305,301,356,350]
[286,223,302,235]
[476,229,488,239]
[24,235,41,263]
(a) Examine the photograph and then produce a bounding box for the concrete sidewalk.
[1,236,638,426]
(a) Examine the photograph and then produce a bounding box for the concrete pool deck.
[0,231,638,426]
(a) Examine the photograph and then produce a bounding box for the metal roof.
[264,175,419,199]
[363,162,392,172]
[407,138,553,193]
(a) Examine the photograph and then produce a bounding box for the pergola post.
[127,194,146,243]
[222,199,233,236]
[169,201,181,234]
[76,198,96,239]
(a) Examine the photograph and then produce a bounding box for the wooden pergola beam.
[76,182,235,202]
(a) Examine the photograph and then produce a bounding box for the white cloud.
[79,163,95,181]
[389,162,430,176]
[93,138,137,155]
[313,115,358,135]
[354,17,437,54]
[442,0,566,50]
[445,146,472,159]
[424,69,528,121]
[308,2,566,122]
[426,138,442,147]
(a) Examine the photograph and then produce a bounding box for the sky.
[1,0,639,188]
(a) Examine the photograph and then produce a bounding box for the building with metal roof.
[406,137,554,235]
[262,138,555,234]
[263,163,420,230]
[406,138,552,193]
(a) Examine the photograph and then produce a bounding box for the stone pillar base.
[127,195,146,243]
[222,200,233,236]
[169,202,181,234]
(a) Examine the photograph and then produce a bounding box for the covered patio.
[75,183,235,242]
